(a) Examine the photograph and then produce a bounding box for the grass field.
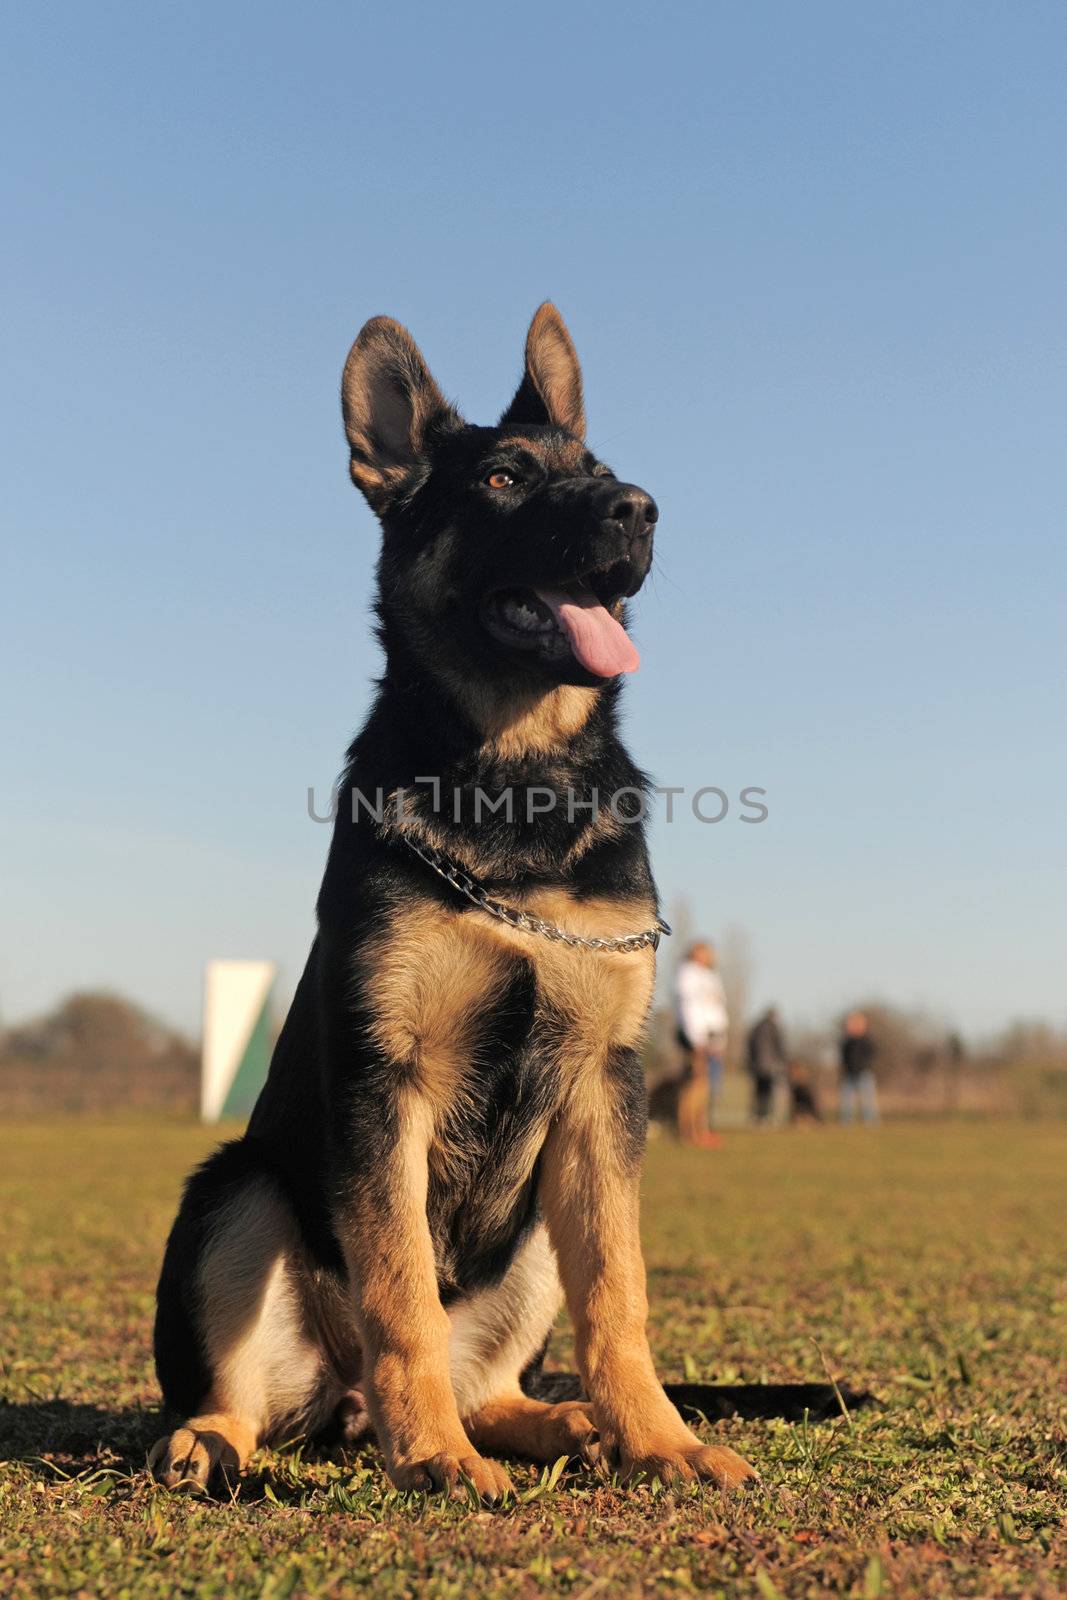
[1,1120,1064,1599]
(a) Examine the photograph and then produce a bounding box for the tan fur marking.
[343,1089,510,1495]
[359,891,655,1274]
[486,684,598,760]
[342,316,452,512]
[148,1409,258,1491]
[434,671,599,758]
[466,1391,599,1465]
[540,1105,757,1488]
[354,884,668,1490]
[361,888,653,1249]
[523,304,586,439]
[559,797,624,868]
[496,433,587,472]
[362,891,655,1103]
[382,807,505,881]
[362,904,511,1117]
[480,887,657,1073]
[348,456,406,503]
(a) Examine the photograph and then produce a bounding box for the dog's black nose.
[602,486,658,540]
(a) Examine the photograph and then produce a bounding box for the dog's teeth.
[502,598,550,633]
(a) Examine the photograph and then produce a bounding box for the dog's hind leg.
[151,1164,338,1492]
[148,1410,257,1493]
[446,1224,597,1466]
[466,1390,599,1465]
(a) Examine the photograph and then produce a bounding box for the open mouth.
[480,560,641,678]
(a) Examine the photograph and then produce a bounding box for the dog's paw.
[148,1427,240,1494]
[389,1450,513,1501]
[619,1439,758,1490]
[538,1400,600,1464]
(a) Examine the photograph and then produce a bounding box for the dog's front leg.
[340,1090,512,1500]
[540,1051,757,1489]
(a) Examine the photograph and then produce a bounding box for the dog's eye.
[486,470,516,490]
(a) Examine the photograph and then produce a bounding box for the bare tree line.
[650,899,1067,1120]
[0,992,198,1114]
[1,972,1065,1119]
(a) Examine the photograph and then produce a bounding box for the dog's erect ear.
[342,317,460,512]
[498,302,586,439]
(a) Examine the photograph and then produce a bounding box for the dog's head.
[341,304,656,691]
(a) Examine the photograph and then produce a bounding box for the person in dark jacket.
[746,1007,787,1123]
[840,1010,879,1124]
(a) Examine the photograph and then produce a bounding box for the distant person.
[840,1010,879,1124]
[787,1059,822,1124]
[672,940,729,1147]
[746,1007,787,1123]
[945,1030,966,1114]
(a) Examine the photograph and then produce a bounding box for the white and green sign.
[201,960,276,1123]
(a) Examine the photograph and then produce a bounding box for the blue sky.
[2,1,1064,1038]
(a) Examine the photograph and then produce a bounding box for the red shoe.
[696,1131,723,1149]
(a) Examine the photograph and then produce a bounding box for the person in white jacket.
[672,940,729,1146]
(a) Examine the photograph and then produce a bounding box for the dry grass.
[1,1119,1064,1598]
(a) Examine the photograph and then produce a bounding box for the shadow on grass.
[0,1398,383,1503]
[529,1371,878,1422]
[0,1381,878,1505]
[0,1398,161,1474]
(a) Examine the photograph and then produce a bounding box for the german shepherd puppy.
[150,305,756,1499]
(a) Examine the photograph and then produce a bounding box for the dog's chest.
[362,892,656,1105]
[360,892,655,1296]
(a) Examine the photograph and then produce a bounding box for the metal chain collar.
[398,834,672,954]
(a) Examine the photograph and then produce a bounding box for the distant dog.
[150,305,756,1499]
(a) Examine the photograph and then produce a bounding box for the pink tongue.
[536,588,640,677]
